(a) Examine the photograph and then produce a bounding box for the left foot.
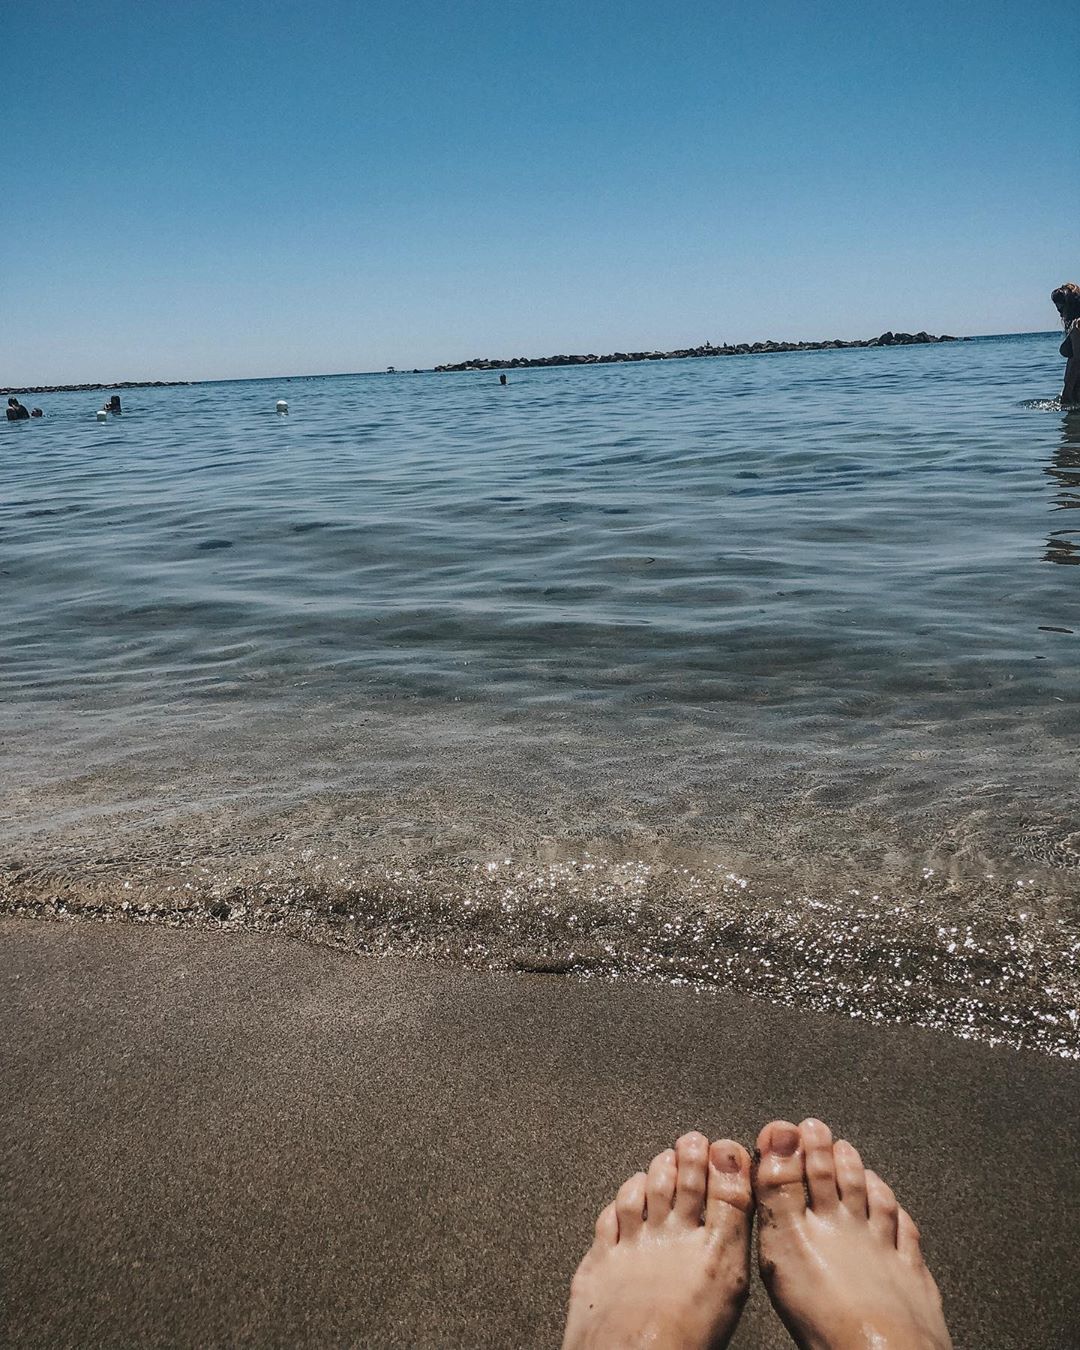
[562,1132,753,1350]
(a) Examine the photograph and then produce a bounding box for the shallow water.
[2,334,1078,1055]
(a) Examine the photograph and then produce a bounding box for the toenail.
[714,1146,740,1173]
[770,1126,799,1157]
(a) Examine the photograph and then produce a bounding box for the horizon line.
[3,328,1056,393]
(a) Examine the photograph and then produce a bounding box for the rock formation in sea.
[433,331,957,373]
[0,380,192,396]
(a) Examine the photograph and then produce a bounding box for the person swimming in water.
[562,1117,951,1350]
[1052,282,1080,406]
[6,397,30,421]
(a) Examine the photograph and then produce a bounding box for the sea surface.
[2,332,1078,1056]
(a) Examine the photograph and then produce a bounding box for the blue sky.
[3,1,1075,383]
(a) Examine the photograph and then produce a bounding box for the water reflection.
[1043,409,1080,564]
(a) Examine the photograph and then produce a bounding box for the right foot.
[754,1118,952,1350]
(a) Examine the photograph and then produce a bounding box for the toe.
[896,1206,923,1264]
[615,1171,647,1238]
[833,1139,868,1218]
[799,1118,839,1213]
[706,1138,753,1229]
[673,1131,709,1224]
[753,1120,807,1224]
[594,1201,618,1248]
[866,1169,900,1244]
[645,1148,678,1226]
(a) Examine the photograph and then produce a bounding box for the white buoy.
[96,409,108,422]
[276,400,288,415]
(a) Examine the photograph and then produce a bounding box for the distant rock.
[1,379,192,395]
[433,330,960,373]
[868,331,957,347]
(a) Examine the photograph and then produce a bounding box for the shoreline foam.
[4,844,1077,1060]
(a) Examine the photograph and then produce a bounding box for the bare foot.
[562,1133,753,1350]
[754,1118,952,1350]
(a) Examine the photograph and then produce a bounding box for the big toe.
[706,1138,753,1232]
[754,1119,807,1225]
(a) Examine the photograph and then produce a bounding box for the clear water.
[3,333,1078,1055]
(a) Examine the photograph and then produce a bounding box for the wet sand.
[2,917,1077,1349]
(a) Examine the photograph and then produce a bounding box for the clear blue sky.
[4,1,1076,383]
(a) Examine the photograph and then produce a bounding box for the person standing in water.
[1052,282,1080,405]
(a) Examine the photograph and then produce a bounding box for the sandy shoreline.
[2,917,1077,1348]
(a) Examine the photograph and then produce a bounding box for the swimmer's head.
[1051,283,1080,325]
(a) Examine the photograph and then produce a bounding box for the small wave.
[3,854,1077,1061]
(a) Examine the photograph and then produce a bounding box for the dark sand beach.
[2,917,1077,1348]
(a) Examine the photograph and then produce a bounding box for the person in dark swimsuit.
[6,397,30,421]
[1051,283,1080,405]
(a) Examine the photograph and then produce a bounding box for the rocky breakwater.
[1,379,191,396]
[434,330,957,373]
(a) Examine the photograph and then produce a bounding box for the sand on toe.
[1,917,1078,1349]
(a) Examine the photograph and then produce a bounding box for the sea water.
[2,333,1078,1055]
